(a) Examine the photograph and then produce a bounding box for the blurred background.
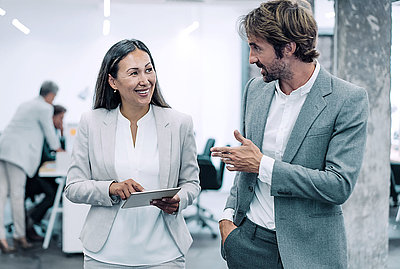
[0,0,400,268]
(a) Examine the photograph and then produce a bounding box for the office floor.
[1,191,400,269]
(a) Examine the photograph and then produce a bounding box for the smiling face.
[108,49,156,110]
[248,35,292,83]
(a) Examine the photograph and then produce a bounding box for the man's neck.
[279,61,316,95]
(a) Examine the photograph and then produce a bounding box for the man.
[211,1,369,268]
[0,80,63,251]
[26,105,67,241]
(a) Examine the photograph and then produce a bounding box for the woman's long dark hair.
[93,39,170,110]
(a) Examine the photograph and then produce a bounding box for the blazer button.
[248,186,254,192]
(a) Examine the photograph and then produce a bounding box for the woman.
[65,39,200,268]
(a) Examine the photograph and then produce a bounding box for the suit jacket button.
[248,186,254,192]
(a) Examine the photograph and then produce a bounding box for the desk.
[38,161,66,249]
[38,161,90,253]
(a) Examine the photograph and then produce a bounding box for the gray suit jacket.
[0,96,61,177]
[225,67,368,268]
[65,105,200,255]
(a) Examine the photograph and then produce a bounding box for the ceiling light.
[12,19,30,34]
[0,8,6,16]
[181,21,199,36]
[103,19,110,36]
[104,0,110,17]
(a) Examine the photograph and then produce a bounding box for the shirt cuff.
[258,155,275,185]
[220,208,235,222]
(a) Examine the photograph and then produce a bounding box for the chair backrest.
[197,144,229,191]
[198,157,218,190]
[201,138,215,157]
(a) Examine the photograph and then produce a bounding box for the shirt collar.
[275,61,320,97]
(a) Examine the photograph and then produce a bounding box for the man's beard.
[257,59,292,83]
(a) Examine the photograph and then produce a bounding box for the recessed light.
[12,19,30,34]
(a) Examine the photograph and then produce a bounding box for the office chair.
[186,141,227,238]
[201,138,215,157]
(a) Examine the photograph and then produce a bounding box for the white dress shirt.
[222,62,320,230]
[84,105,181,266]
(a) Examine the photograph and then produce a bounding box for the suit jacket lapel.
[249,82,275,149]
[153,106,171,189]
[282,67,332,163]
[100,108,118,179]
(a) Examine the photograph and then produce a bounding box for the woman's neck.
[120,103,150,123]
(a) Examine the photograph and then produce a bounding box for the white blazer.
[65,106,200,254]
[0,96,60,177]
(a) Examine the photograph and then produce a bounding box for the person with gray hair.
[0,80,63,253]
[39,81,59,102]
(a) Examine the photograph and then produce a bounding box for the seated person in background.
[0,81,63,253]
[25,105,67,241]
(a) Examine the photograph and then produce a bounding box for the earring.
[113,89,117,93]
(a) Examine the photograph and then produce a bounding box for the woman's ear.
[108,74,117,90]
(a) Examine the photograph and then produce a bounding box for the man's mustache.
[256,61,265,69]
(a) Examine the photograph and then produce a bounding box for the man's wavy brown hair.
[240,0,319,63]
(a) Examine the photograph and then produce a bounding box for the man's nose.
[249,50,257,65]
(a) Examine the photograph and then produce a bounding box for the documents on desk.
[39,152,71,178]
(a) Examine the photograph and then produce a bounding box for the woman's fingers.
[151,195,180,214]
[110,179,145,200]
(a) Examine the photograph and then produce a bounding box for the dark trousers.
[26,177,58,224]
[223,218,283,269]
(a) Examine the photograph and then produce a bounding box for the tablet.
[121,187,181,209]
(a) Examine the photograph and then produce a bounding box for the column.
[336,0,392,268]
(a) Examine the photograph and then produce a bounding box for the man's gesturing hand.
[210,130,263,173]
[109,179,145,200]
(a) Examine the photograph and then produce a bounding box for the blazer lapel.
[248,83,275,149]
[153,106,171,189]
[282,67,332,163]
[100,109,118,179]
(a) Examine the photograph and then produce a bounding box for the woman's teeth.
[136,89,149,94]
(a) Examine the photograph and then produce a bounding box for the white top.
[84,105,181,266]
[222,62,320,230]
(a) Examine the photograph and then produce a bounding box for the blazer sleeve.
[177,115,201,212]
[65,112,118,207]
[271,88,369,205]
[39,104,60,150]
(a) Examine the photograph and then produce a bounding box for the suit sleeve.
[177,116,201,212]
[39,105,60,150]
[271,88,369,205]
[65,113,118,206]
